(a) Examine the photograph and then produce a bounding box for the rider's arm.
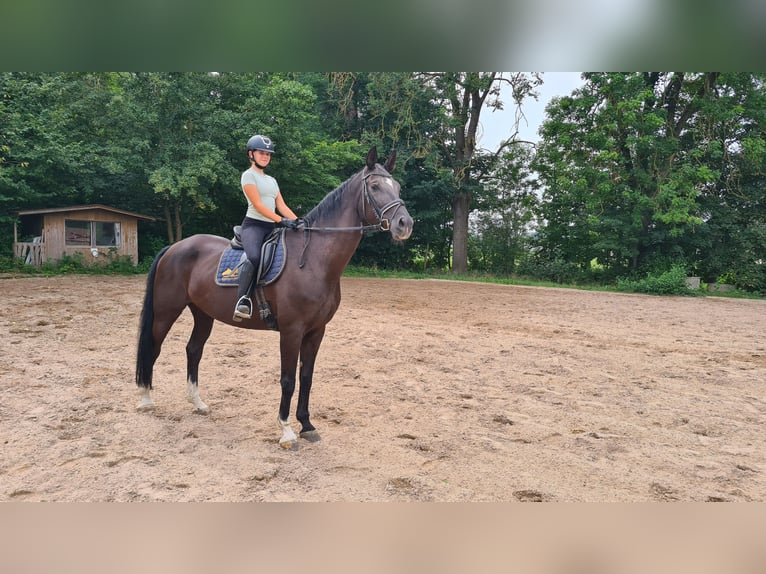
[275,191,298,220]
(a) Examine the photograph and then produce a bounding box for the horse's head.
[362,147,414,241]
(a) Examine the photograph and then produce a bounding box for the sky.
[478,72,585,150]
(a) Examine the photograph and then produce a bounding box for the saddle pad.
[215,247,247,286]
[215,230,287,287]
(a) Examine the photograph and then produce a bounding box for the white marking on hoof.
[136,388,155,412]
[187,380,209,414]
[278,418,298,449]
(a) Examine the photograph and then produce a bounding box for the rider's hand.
[280,218,300,229]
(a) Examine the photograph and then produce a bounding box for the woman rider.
[233,134,301,321]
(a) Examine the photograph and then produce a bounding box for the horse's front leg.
[277,330,301,449]
[296,326,326,443]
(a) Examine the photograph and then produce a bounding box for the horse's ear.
[384,150,397,173]
[366,147,378,170]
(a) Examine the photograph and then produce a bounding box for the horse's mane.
[303,164,392,225]
[303,172,359,225]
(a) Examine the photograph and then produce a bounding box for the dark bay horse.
[135,147,413,448]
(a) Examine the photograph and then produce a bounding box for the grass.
[2,257,762,299]
[344,265,615,291]
[344,265,764,299]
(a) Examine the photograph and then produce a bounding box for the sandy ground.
[1,274,765,501]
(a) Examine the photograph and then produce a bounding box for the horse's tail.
[135,245,171,389]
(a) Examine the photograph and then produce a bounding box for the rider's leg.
[233,258,256,321]
[233,218,273,322]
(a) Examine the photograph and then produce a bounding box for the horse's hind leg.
[136,306,185,412]
[186,304,214,414]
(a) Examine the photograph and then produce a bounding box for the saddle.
[216,226,287,330]
[215,226,287,288]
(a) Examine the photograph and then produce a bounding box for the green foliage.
[0,251,150,275]
[469,144,539,275]
[3,72,766,289]
[615,264,696,296]
[0,255,30,273]
[534,72,766,292]
[515,255,586,285]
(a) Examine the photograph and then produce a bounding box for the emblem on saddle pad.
[221,266,240,280]
[215,228,287,287]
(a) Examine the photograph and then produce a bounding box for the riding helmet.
[246,134,275,154]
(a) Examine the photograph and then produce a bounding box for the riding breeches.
[241,217,276,271]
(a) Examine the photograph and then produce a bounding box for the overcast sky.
[478,72,584,149]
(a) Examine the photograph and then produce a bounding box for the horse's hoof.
[136,401,155,413]
[192,407,210,416]
[279,439,299,451]
[300,430,321,443]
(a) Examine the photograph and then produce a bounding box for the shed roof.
[17,204,156,221]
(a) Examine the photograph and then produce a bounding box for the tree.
[534,72,723,278]
[343,72,543,273]
[410,73,542,273]
[692,73,766,290]
[0,73,123,209]
[0,73,134,254]
[120,73,233,243]
[248,76,364,214]
[469,144,539,274]
[324,72,450,270]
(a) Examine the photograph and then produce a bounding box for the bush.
[1,251,149,276]
[725,265,766,294]
[44,253,87,274]
[0,255,29,273]
[516,255,584,284]
[616,264,695,295]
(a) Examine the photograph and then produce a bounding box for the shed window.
[65,220,91,245]
[95,221,120,246]
[65,220,121,247]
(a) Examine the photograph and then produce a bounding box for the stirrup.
[232,296,253,322]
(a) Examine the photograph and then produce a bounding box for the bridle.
[297,169,406,268]
[302,170,405,233]
[359,170,406,233]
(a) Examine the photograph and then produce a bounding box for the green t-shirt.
[241,168,280,222]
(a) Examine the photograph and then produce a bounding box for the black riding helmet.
[246,134,275,155]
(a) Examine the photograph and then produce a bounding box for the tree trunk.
[174,203,182,243]
[164,204,175,244]
[452,191,470,273]
[163,202,183,243]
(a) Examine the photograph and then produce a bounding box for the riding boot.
[232,259,256,322]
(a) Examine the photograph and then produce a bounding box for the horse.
[135,147,413,448]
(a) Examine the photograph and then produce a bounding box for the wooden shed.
[13,204,156,266]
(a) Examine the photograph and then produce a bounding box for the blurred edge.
[2,503,766,574]
[1,0,764,70]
